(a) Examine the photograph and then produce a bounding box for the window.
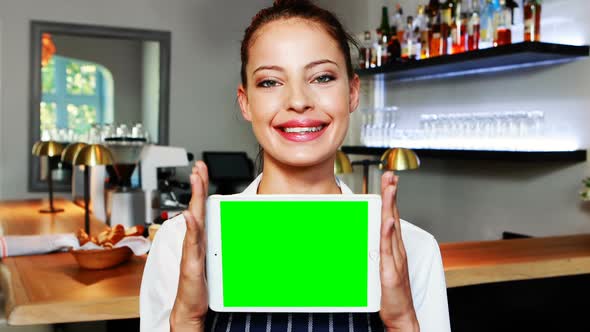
[40,55,113,138]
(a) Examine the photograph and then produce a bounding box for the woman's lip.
[275,125,328,142]
[275,119,328,128]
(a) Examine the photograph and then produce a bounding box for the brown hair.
[240,0,357,87]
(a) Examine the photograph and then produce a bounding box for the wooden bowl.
[70,246,133,270]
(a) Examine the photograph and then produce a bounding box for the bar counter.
[1,199,590,325]
[442,235,590,287]
[0,199,145,325]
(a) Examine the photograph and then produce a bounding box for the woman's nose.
[286,83,312,113]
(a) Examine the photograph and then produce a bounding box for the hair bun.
[273,0,313,7]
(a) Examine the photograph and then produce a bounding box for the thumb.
[189,172,206,225]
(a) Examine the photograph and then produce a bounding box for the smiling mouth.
[275,123,329,142]
[281,125,326,133]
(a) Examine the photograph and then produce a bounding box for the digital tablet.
[206,194,382,313]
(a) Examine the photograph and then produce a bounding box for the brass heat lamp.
[379,148,420,172]
[73,144,113,234]
[334,150,353,175]
[61,142,87,164]
[334,148,420,194]
[33,141,65,213]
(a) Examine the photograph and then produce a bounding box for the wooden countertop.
[0,199,105,237]
[441,234,590,288]
[2,199,590,325]
[0,199,146,325]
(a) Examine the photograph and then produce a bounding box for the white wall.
[316,0,369,34]
[0,0,265,199]
[330,0,590,242]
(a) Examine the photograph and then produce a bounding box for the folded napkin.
[0,233,79,258]
[77,236,151,255]
[0,234,151,258]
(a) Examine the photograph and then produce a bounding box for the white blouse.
[140,174,451,331]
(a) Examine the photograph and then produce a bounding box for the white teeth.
[282,126,324,133]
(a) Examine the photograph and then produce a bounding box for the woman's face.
[238,18,360,168]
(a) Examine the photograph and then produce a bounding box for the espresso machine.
[74,124,190,227]
[104,135,147,228]
[90,140,189,226]
[140,145,190,225]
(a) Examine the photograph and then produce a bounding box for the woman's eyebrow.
[253,60,339,75]
[305,59,338,70]
[253,65,284,75]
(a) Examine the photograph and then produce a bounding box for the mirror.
[28,21,171,192]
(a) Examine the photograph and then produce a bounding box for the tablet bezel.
[206,194,382,312]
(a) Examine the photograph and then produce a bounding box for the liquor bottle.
[524,0,541,42]
[415,5,431,58]
[430,23,442,57]
[402,16,420,60]
[369,30,378,68]
[451,0,467,54]
[460,12,470,52]
[426,0,440,24]
[427,0,442,57]
[388,26,402,62]
[380,4,392,40]
[379,5,391,65]
[440,0,453,55]
[494,0,512,46]
[391,3,405,45]
[359,31,372,69]
[467,0,480,51]
[374,29,384,67]
[479,0,495,49]
[448,0,462,54]
[415,5,429,32]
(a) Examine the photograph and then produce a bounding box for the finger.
[388,179,407,264]
[196,161,209,198]
[380,213,394,258]
[379,217,397,287]
[194,162,209,231]
[390,176,404,250]
[182,210,200,248]
[380,171,394,196]
[381,184,395,224]
[181,211,206,278]
[189,171,206,226]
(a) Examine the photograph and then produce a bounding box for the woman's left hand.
[379,172,420,332]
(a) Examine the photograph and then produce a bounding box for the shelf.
[341,146,587,162]
[356,42,590,82]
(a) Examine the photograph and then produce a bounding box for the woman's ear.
[349,74,360,114]
[237,84,252,122]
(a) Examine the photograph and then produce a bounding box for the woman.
[140,1,450,331]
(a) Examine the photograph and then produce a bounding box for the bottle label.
[524,18,533,34]
[402,45,409,58]
[451,27,458,43]
[480,28,488,40]
[442,9,452,24]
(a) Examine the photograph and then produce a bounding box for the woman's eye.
[313,74,335,84]
[257,80,280,88]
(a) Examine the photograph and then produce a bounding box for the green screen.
[220,200,368,307]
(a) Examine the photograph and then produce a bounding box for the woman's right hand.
[170,161,209,332]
